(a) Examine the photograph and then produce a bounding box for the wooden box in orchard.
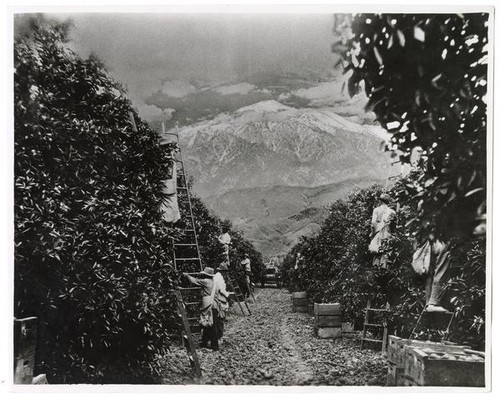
[308,300,314,315]
[314,303,342,339]
[386,335,472,387]
[387,361,406,387]
[387,335,471,368]
[291,292,308,313]
[14,317,38,384]
[404,347,485,387]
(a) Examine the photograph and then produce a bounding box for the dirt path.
[161,288,387,385]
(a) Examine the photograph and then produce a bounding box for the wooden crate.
[14,317,38,384]
[291,292,308,313]
[387,335,407,366]
[404,347,485,387]
[314,303,341,315]
[386,361,405,386]
[314,303,342,338]
[315,315,342,328]
[387,335,471,367]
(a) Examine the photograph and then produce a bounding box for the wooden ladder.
[225,275,252,316]
[360,300,390,354]
[161,131,203,378]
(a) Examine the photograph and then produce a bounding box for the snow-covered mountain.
[176,100,392,197]
[167,100,397,256]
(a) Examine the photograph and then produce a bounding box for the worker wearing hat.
[213,261,233,343]
[183,267,220,350]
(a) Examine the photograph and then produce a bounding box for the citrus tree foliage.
[15,19,181,383]
[390,175,486,347]
[190,195,265,284]
[226,226,266,289]
[282,184,485,348]
[339,13,489,240]
[283,187,384,324]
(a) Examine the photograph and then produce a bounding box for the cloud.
[213,82,258,96]
[136,104,175,121]
[160,79,198,98]
[281,78,375,124]
[145,82,272,126]
[291,81,345,105]
[144,72,373,126]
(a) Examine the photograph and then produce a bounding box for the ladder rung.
[364,323,384,327]
[174,243,198,246]
[184,302,201,306]
[176,257,201,261]
[187,317,198,321]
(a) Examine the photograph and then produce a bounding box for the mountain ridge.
[169,100,396,256]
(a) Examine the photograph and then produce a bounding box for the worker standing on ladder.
[406,145,452,313]
[160,143,181,223]
[183,267,220,351]
[218,232,231,264]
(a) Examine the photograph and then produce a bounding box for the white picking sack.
[411,240,432,275]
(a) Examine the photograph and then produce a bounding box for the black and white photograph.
[5,2,494,393]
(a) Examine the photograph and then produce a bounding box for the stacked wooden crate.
[14,317,47,384]
[386,335,408,386]
[404,347,485,387]
[14,317,38,384]
[314,303,342,338]
[386,336,457,385]
[386,335,485,387]
[291,292,308,313]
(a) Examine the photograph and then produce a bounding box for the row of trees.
[190,195,265,288]
[281,12,488,349]
[337,13,489,240]
[282,183,485,348]
[14,17,262,383]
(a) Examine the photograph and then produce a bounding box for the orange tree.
[338,13,489,240]
[388,173,486,347]
[283,186,386,326]
[15,17,264,382]
[282,183,485,348]
[189,194,264,280]
[341,13,488,346]
[14,18,182,383]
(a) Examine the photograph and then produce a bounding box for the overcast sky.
[50,13,341,119]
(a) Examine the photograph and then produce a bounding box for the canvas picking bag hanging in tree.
[160,162,181,223]
[411,240,432,275]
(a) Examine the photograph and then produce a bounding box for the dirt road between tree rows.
[162,288,387,385]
